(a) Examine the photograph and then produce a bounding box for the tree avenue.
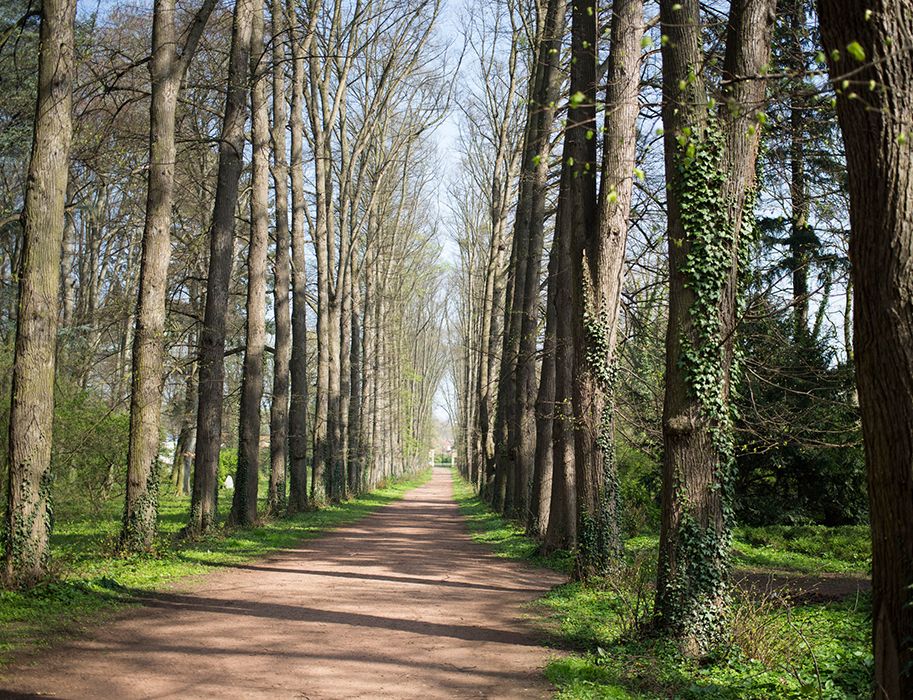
[1,0,911,695]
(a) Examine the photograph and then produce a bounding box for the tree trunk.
[229,0,269,527]
[287,0,315,513]
[818,1,913,695]
[654,0,773,654]
[530,256,557,537]
[571,0,642,579]
[2,0,76,588]
[187,0,256,537]
[542,204,576,552]
[514,0,567,527]
[543,0,601,554]
[787,0,811,341]
[120,0,216,552]
[268,0,291,516]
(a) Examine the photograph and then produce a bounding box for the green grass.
[0,469,431,667]
[450,468,573,574]
[449,469,872,699]
[625,525,869,576]
[731,525,870,575]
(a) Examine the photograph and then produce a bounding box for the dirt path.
[1,467,565,699]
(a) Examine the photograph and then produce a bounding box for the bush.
[51,383,130,515]
[218,448,237,487]
[0,364,131,518]
[618,444,661,535]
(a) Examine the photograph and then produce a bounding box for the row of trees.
[2,0,448,584]
[451,0,912,694]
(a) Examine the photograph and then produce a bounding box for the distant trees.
[2,0,448,584]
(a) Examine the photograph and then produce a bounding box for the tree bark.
[287,0,311,513]
[513,0,567,528]
[121,0,216,552]
[3,0,76,587]
[818,1,913,695]
[543,0,600,553]
[571,0,643,579]
[268,0,291,516]
[654,0,774,654]
[188,0,256,537]
[229,0,269,527]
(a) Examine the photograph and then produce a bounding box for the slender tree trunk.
[349,280,363,494]
[230,0,269,527]
[542,205,576,552]
[479,218,508,505]
[2,0,76,588]
[530,259,557,537]
[172,354,198,496]
[501,0,567,527]
[338,259,353,498]
[120,0,216,552]
[654,0,773,654]
[787,0,811,341]
[312,133,332,503]
[268,0,291,516]
[818,2,913,695]
[571,0,642,579]
[287,0,310,513]
[544,0,600,554]
[188,0,256,537]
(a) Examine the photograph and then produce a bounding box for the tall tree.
[287,0,320,513]
[229,0,269,526]
[2,0,77,587]
[543,0,601,553]
[654,0,774,654]
[571,0,643,579]
[268,0,291,516]
[510,0,566,531]
[119,0,216,552]
[187,0,257,537]
[818,1,913,694]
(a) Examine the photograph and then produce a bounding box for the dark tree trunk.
[120,0,216,552]
[268,0,291,516]
[818,1,913,695]
[287,0,310,513]
[188,0,256,537]
[543,0,601,553]
[787,0,811,341]
[514,0,567,530]
[3,0,76,587]
[230,0,269,527]
[530,253,557,538]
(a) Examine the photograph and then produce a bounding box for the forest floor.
[0,466,564,699]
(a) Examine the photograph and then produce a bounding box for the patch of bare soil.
[735,570,870,606]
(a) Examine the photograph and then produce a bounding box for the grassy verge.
[449,469,872,699]
[0,469,431,668]
[625,524,869,576]
[450,468,573,574]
